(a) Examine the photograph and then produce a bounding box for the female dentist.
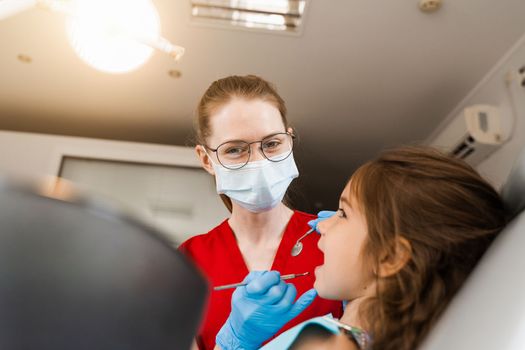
[179,75,342,350]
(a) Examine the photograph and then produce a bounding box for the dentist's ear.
[377,236,412,278]
[195,145,215,175]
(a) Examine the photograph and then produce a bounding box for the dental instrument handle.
[296,227,315,243]
[214,272,309,291]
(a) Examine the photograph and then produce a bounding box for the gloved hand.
[215,270,317,350]
[308,210,336,233]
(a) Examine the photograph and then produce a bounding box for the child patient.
[224,146,507,350]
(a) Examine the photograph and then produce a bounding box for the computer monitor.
[0,180,208,350]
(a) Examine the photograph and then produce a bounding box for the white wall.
[427,33,525,188]
[0,130,200,178]
[0,130,229,244]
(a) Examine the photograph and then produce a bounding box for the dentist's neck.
[228,202,293,244]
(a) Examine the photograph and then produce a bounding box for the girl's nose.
[318,220,327,234]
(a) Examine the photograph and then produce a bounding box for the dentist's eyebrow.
[221,131,286,144]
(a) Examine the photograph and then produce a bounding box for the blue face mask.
[210,153,299,213]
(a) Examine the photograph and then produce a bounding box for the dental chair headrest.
[501,147,525,218]
[0,180,208,350]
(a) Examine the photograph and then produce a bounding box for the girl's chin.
[313,280,322,296]
[313,267,343,301]
[313,269,324,296]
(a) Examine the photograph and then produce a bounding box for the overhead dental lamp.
[0,0,185,73]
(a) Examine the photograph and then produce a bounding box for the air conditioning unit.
[430,104,509,166]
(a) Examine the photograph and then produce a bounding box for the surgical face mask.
[209,152,299,213]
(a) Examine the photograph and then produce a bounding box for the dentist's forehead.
[208,98,285,143]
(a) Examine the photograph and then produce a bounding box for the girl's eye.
[337,208,346,218]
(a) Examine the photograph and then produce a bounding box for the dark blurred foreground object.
[0,178,208,350]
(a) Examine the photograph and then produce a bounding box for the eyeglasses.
[205,132,295,170]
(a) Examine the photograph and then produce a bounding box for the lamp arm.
[134,35,185,61]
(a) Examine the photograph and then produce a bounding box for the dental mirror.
[291,242,303,256]
[290,227,315,257]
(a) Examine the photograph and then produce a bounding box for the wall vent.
[191,0,307,33]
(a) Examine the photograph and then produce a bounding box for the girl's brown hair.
[195,75,289,211]
[349,146,506,350]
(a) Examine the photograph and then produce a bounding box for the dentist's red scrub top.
[179,211,343,350]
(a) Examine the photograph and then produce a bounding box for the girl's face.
[314,183,375,301]
[197,98,287,174]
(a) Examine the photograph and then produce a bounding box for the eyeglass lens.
[216,133,293,169]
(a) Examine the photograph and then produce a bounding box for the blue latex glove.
[216,270,317,350]
[307,210,336,233]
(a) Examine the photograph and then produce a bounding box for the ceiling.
[1,0,525,211]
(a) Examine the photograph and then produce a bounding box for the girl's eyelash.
[337,208,346,218]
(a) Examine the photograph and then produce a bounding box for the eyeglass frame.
[203,131,296,170]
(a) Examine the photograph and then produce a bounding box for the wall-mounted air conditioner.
[429,104,511,166]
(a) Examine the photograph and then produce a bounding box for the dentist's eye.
[337,208,346,218]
